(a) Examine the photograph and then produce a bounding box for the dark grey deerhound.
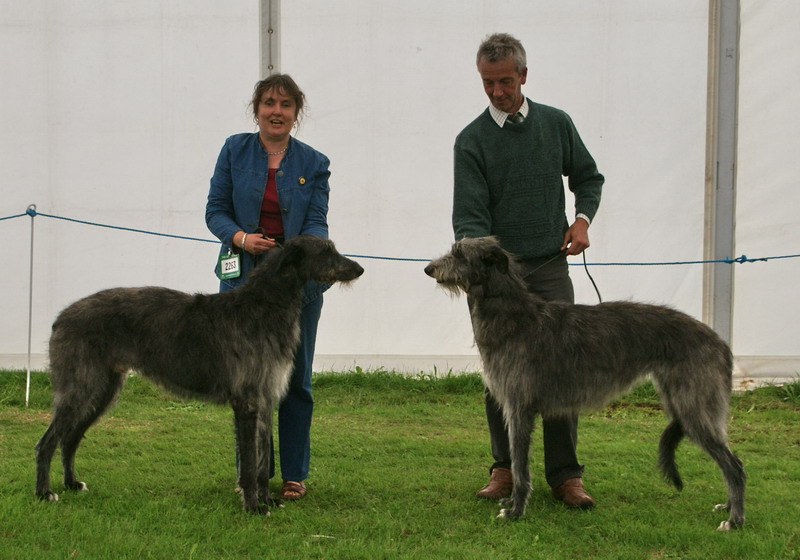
[36,235,363,514]
[424,237,745,531]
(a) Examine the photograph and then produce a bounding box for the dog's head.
[424,237,512,296]
[277,235,364,284]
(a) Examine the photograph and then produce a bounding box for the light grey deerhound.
[36,235,363,514]
[424,237,745,531]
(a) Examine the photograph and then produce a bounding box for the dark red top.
[259,168,284,238]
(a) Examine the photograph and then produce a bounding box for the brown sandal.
[280,480,307,501]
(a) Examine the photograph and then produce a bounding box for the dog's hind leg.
[35,420,61,501]
[35,367,125,502]
[664,369,745,530]
[676,406,745,530]
[59,370,125,493]
[699,437,746,531]
[498,407,536,520]
[58,413,91,493]
[232,396,268,514]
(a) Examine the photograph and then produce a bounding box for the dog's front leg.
[498,408,535,520]
[256,401,280,507]
[232,397,268,514]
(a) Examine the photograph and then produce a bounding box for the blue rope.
[0,212,28,222]
[579,255,775,266]
[2,207,798,265]
[22,207,219,244]
[340,254,430,262]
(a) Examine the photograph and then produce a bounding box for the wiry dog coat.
[425,237,745,530]
[36,235,363,514]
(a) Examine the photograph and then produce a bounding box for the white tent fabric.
[1,1,797,384]
[732,1,800,382]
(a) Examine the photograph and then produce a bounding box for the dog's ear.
[485,245,509,273]
[275,243,304,270]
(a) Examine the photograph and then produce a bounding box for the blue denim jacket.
[206,132,331,298]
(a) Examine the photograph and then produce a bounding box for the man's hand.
[561,218,590,256]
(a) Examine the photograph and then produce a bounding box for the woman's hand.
[237,231,280,255]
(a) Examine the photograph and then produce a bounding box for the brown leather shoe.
[553,477,595,509]
[476,467,512,500]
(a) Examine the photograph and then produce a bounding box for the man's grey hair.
[476,33,527,73]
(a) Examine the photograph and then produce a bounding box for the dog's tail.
[658,420,685,491]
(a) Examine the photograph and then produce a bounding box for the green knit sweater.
[453,99,604,259]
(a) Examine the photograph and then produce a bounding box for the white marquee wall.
[1,1,797,383]
[732,0,800,380]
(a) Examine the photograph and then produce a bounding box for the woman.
[206,74,330,501]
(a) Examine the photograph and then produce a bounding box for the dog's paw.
[496,508,520,520]
[243,503,270,515]
[259,494,283,508]
[38,491,59,502]
[66,481,87,492]
[713,502,730,512]
[498,497,513,508]
[717,517,744,531]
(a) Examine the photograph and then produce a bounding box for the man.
[453,33,604,509]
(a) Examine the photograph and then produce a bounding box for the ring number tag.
[219,250,241,280]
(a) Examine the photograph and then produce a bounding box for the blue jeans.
[272,294,322,481]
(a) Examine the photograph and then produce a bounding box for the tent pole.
[25,204,37,407]
[703,0,740,345]
[260,0,280,77]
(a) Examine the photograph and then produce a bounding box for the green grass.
[1,369,798,559]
